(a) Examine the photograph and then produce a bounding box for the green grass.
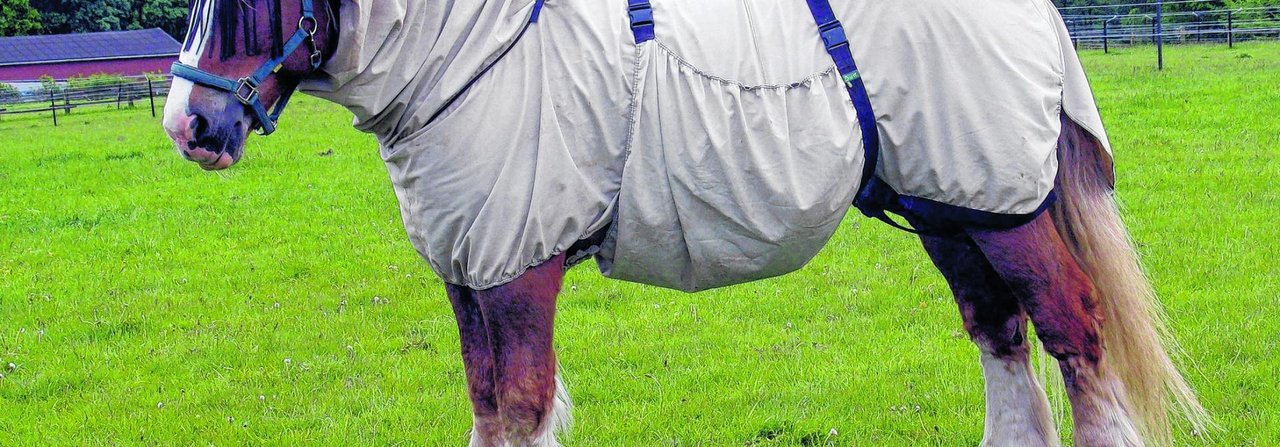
[2,42,1277,445]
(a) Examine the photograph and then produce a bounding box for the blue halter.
[171,0,324,136]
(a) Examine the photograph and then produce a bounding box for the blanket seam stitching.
[652,41,836,90]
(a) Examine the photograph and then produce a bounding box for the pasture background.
[1,43,1277,445]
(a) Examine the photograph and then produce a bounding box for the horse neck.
[303,0,540,141]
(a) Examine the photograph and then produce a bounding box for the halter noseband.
[171,0,324,136]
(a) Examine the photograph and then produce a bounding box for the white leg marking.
[979,351,1060,447]
[1067,364,1144,447]
[528,372,573,447]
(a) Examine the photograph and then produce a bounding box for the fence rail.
[1058,2,1280,68]
[0,75,173,125]
[1063,6,1280,50]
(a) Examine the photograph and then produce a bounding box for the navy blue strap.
[628,0,654,43]
[171,63,237,93]
[171,62,282,135]
[803,0,881,218]
[530,0,545,23]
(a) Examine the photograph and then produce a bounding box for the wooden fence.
[0,75,173,125]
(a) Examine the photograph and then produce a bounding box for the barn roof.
[0,29,180,67]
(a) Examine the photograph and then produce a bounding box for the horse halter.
[171,0,324,136]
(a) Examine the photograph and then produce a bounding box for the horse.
[160,0,1209,445]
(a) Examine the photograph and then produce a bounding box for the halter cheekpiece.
[171,0,324,136]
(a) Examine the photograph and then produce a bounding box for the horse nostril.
[190,113,209,140]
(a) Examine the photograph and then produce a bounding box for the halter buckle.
[234,78,259,104]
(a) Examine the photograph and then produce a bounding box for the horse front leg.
[970,213,1144,447]
[446,284,505,446]
[449,254,572,447]
[919,232,1059,447]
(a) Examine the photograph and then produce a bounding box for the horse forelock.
[181,0,288,64]
[180,0,214,66]
[270,0,284,58]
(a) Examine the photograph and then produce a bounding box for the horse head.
[162,0,338,170]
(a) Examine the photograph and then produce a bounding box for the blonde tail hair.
[1049,116,1211,445]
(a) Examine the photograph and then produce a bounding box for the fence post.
[148,78,157,117]
[1228,10,1234,48]
[1195,13,1201,43]
[1155,1,1164,70]
[63,89,70,114]
[1103,20,1110,54]
[49,91,57,126]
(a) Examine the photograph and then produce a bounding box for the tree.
[128,0,190,39]
[25,0,189,40]
[29,0,129,35]
[0,0,43,37]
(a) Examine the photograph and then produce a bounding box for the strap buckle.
[234,77,259,104]
[818,20,849,51]
[628,2,653,27]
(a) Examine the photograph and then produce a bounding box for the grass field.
[2,42,1278,446]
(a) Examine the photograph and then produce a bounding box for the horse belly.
[599,0,864,292]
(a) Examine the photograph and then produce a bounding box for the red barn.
[0,29,179,82]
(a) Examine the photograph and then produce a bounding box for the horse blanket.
[299,0,1113,291]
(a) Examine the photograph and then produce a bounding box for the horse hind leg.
[969,213,1144,447]
[471,254,572,447]
[919,232,1059,447]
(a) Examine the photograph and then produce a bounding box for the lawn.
[1,42,1277,446]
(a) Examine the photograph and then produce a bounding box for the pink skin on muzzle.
[162,104,246,171]
[164,114,230,171]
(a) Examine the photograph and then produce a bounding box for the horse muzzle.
[163,100,250,171]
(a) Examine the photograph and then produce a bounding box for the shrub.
[37,75,61,96]
[66,73,129,90]
[0,83,18,103]
[143,71,169,82]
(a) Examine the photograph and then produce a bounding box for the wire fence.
[1063,6,1280,49]
[0,75,173,125]
[1058,1,1280,68]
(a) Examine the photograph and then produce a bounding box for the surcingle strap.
[802,0,882,221]
[531,0,545,23]
[627,0,655,43]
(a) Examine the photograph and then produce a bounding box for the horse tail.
[1048,116,1210,445]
